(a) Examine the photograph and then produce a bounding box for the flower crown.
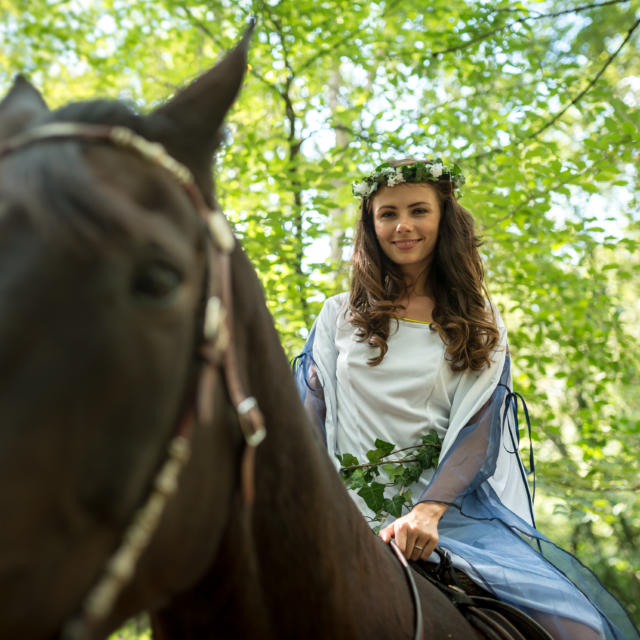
[351,160,465,199]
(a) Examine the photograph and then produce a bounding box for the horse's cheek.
[112,386,240,617]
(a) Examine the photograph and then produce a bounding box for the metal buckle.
[237,397,267,447]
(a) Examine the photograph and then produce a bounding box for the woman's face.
[371,182,441,278]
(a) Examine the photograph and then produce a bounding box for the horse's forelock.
[0,132,195,259]
[46,99,148,135]
[0,143,125,251]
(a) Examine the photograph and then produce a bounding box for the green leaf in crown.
[351,160,466,199]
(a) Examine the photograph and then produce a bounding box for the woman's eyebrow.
[376,200,432,213]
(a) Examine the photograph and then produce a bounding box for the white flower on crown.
[385,167,406,187]
[353,160,464,199]
[353,181,377,198]
[352,181,368,197]
[429,162,444,178]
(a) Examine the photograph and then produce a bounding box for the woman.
[294,159,638,640]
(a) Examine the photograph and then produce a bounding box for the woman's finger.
[410,539,425,561]
[394,520,408,554]
[379,522,393,543]
[421,534,439,560]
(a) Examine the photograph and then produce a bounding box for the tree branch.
[257,0,309,321]
[518,15,640,144]
[481,131,635,231]
[297,27,365,74]
[332,123,409,155]
[297,0,404,74]
[428,0,632,58]
[525,0,632,20]
[470,15,640,161]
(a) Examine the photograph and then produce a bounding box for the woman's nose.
[396,216,412,232]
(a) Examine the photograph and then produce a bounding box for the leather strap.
[217,252,266,505]
[389,540,423,640]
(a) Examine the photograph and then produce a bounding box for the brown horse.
[0,30,480,640]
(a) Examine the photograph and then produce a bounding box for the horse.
[0,27,485,640]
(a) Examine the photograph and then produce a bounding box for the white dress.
[316,292,533,524]
[335,311,463,522]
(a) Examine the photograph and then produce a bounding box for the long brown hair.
[349,161,499,371]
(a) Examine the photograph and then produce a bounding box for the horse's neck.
[232,279,416,638]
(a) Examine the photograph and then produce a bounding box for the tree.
[2,0,639,626]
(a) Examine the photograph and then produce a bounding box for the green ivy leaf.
[374,439,396,456]
[402,463,423,485]
[381,463,405,483]
[416,446,437,469]
[357,482,385,512]
[366,438,396,463]
[337,453,359,467]
[346,469,368,490]
[421,432,440,446]
[383,494,408,517]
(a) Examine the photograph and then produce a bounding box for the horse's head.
[0,27,252,639]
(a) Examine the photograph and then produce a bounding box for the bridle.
[0,122,423,640]
[0,122,267,639]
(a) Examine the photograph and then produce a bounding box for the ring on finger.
[414,544,424,551]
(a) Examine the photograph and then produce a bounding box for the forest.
[1,0,638,634]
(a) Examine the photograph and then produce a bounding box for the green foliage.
[337,433,442,529]
[107,615,151,639]
[2,0,639,627]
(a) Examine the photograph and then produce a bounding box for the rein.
[0,122,266,639]
[389,540,424,640]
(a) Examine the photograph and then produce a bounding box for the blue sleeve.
[292,324,327,444]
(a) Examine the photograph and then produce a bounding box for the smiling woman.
[294,157,640,640]
[350,159,498,370]
[371,182,441,300]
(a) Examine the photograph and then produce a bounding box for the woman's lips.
[392,239,422,250]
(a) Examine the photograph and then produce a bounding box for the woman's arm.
[379,396,494,560]
[379,331,514,561]
[293,293,346,446]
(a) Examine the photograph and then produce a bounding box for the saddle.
[413,549,554,640]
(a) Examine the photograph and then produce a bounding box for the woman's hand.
[379,501,448,561]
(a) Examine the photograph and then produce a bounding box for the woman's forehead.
[372,182,439,209]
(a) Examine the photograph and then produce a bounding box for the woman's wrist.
[414,500,448,520]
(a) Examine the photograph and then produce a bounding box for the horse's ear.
[0,75,49,141]
[146,21,255,204]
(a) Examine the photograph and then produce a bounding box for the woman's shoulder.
[313,292,350,338]
[318,292,350,318]
[325,291,350,306]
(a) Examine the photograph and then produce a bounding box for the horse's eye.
[132,261,182,299]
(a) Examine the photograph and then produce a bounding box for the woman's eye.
[413,208,428,215]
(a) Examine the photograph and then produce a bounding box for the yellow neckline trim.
[398,317,431,325]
